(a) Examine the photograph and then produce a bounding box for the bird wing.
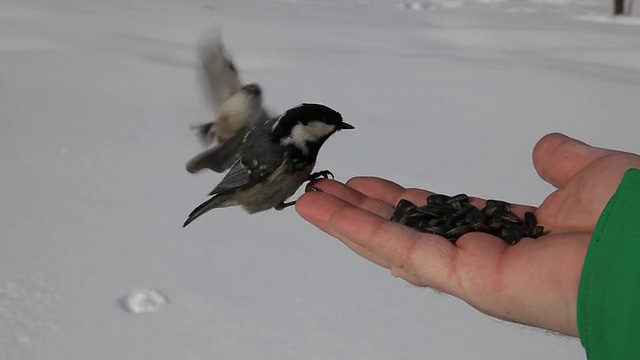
[197,32,243,110]
[185,109,273,174]
[185,130,246,174]
[208,132,286,196]
[207,159,252,195]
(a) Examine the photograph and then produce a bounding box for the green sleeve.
[578,168,640,359]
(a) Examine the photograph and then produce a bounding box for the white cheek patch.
[280,121,336,153]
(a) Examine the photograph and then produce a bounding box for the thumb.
[532,133,610,189]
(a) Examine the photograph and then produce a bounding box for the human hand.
[296,133,640,336]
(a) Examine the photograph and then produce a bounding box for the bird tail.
[182,192,236,227]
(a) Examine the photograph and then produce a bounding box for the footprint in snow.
[119,288,169,314]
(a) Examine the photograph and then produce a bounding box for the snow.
[1,0,639,359]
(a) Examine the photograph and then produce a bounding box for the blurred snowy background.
[1,0,639,359]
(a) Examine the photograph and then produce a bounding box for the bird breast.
[237,161,315,214]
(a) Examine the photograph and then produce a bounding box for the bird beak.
[339,122,355,130]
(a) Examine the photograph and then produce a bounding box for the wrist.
[577,168,640,357]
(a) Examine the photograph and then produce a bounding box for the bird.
[192,33,269,149]
[182,103,354,227]
[191,83,265,147]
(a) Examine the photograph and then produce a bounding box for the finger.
[532,133,611,189]
[296,191,393,268]
[346,177,484,208]
[346,177,433,207]
[347,177,538,218]
[305,179,538,231]
[341,237,427,287]
[390,267,429,287]
[307,179,396,218]
[297,191,432,287]
[322,204,460,294]
[297,190,456,289]
[340,235,394,270]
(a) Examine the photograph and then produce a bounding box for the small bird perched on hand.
[183,103,354,227]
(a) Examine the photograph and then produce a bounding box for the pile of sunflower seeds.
[390,193,544,245]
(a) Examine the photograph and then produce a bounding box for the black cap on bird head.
[270,103,354,143]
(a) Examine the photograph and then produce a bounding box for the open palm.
[296,133,640,336]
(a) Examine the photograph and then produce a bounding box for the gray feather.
[208,160,251,195]
[185,131,245,173]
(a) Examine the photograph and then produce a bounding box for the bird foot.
[305,184,322,193]
[275,201,296,211]
[309,170,334,181]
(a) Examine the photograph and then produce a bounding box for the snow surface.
[1,0,639,359]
